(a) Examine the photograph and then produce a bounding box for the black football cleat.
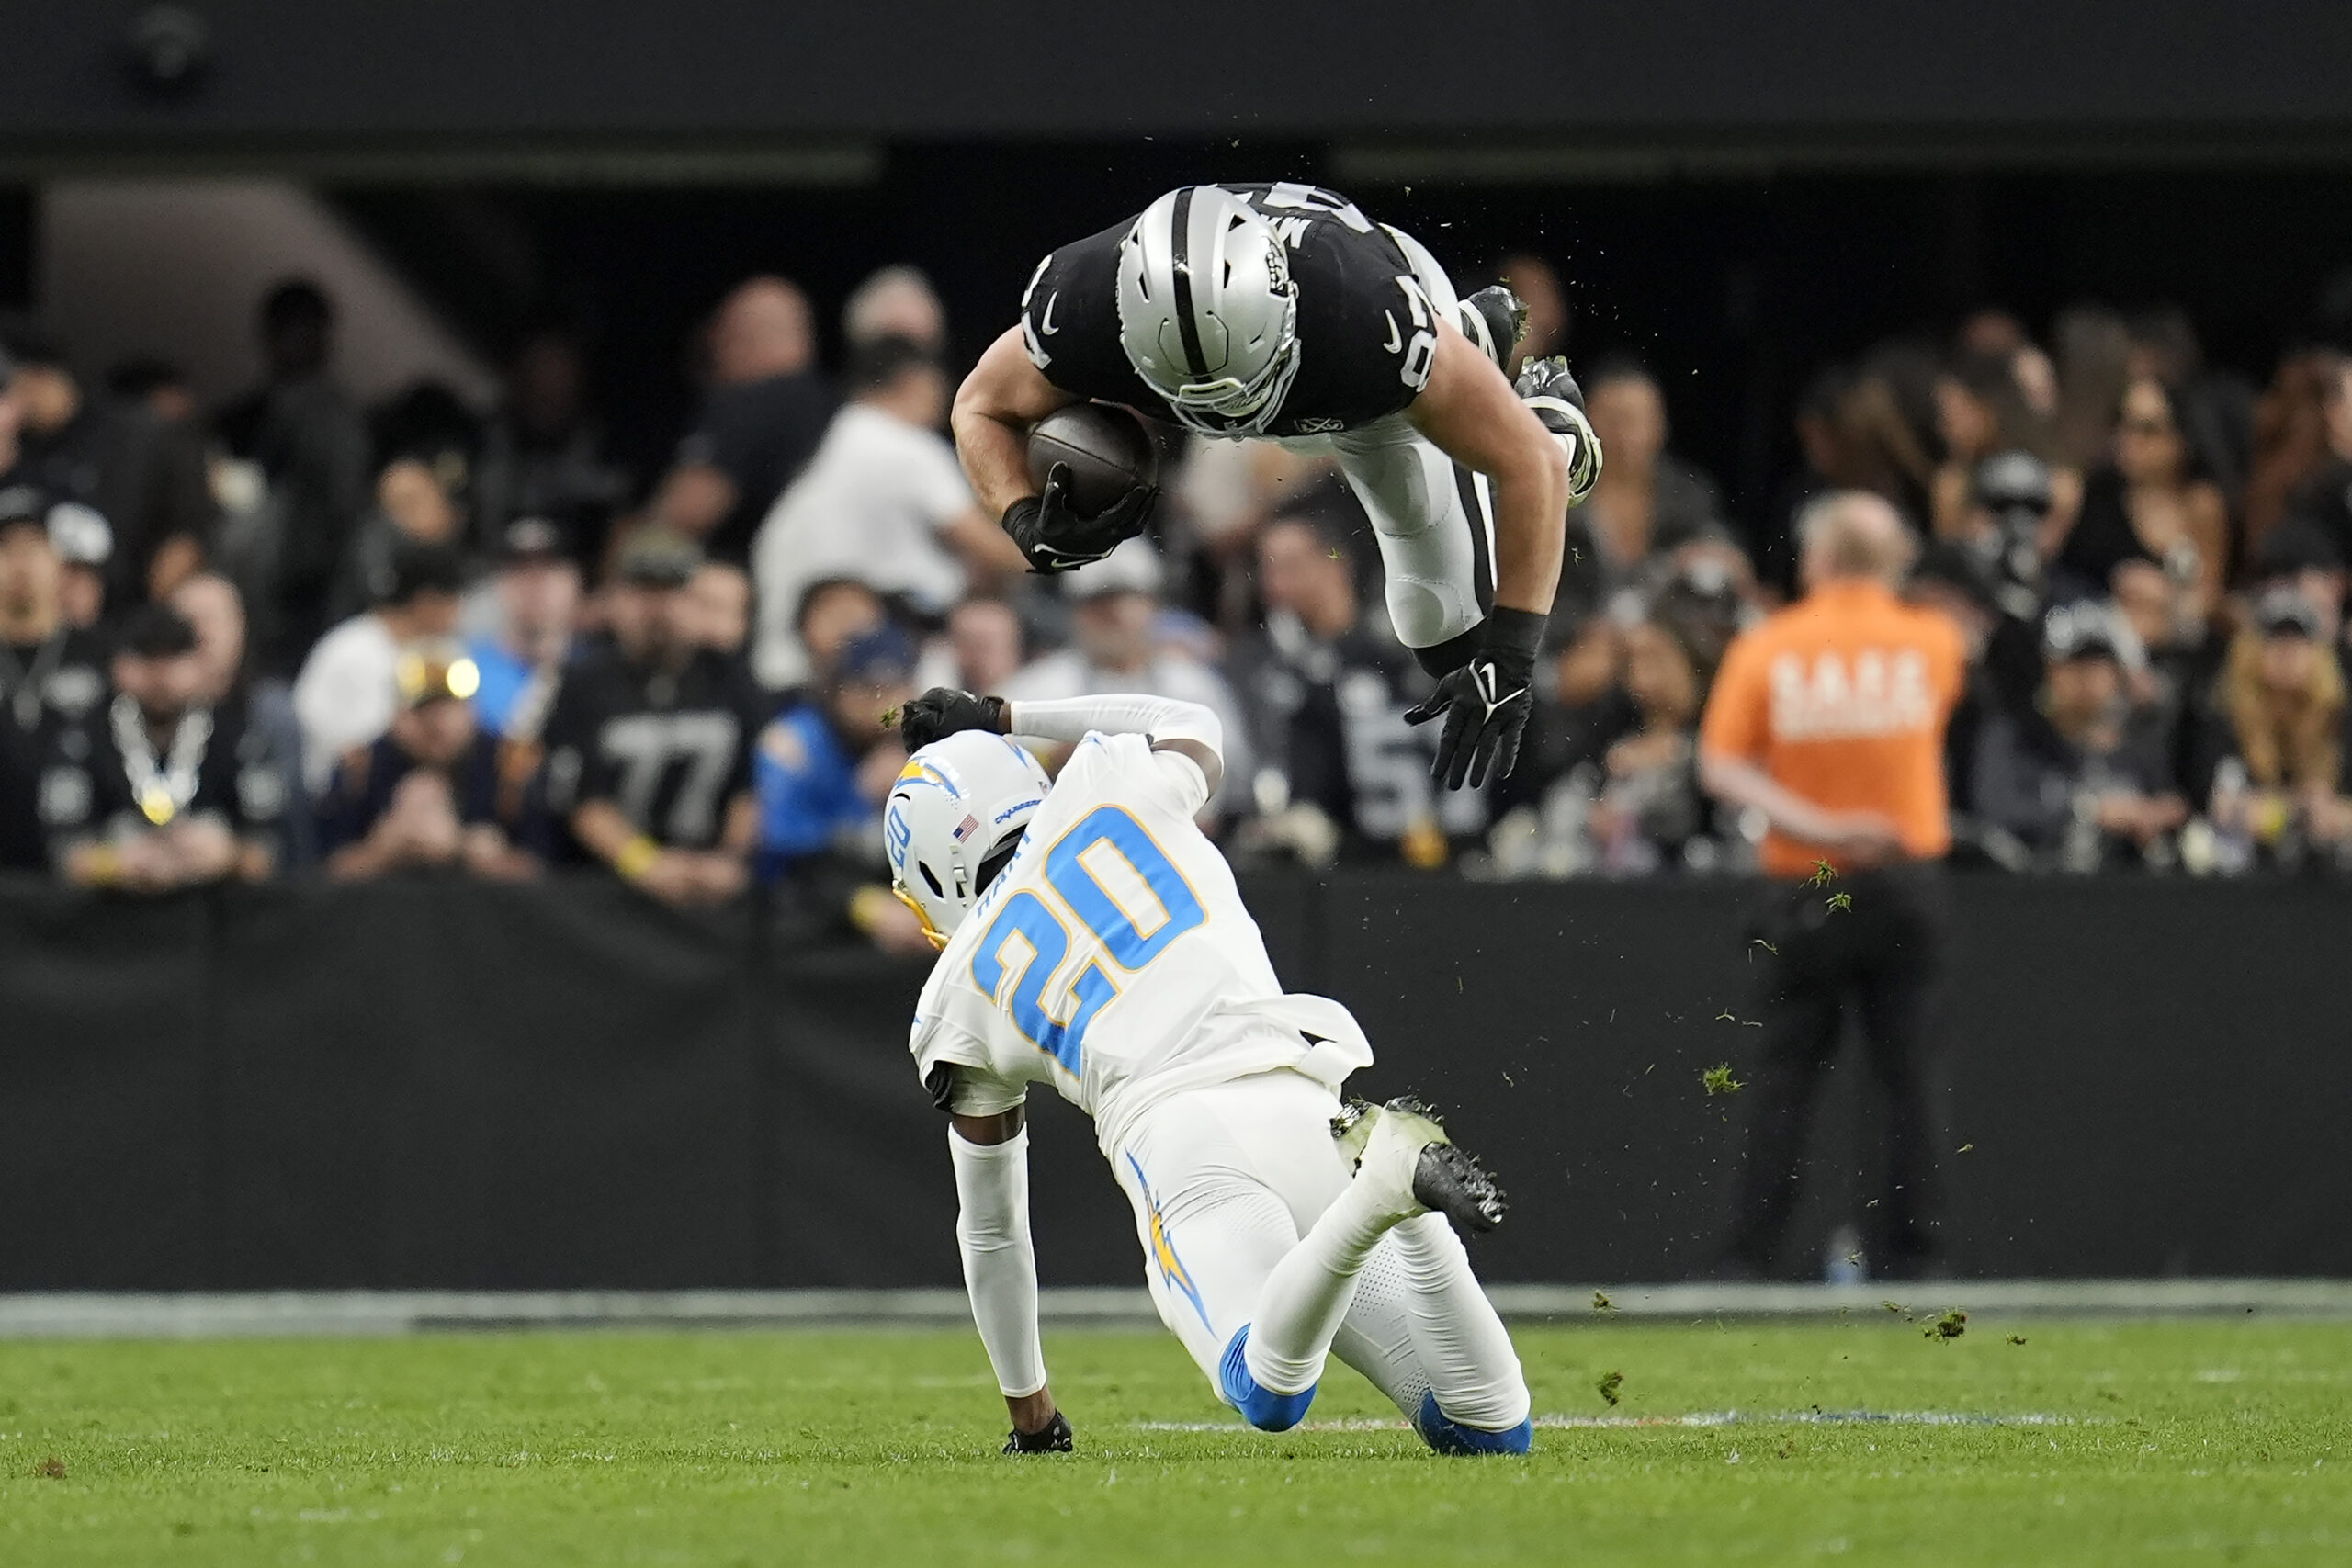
[1458,285,1528,373]
[1514,356,1602,506]
[1513,354,1587,413]
[1352,1097,1509,1234]
[1003,1409,1074,1454]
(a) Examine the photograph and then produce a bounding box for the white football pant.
[1109,1067,1531,1437]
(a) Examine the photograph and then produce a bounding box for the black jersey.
[540,643,767,857]
[0,626,112,868]
[1228,613,1487,854]
[1020,183,1442,439]
[37,695,281,863]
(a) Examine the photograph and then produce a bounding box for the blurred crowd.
[6,253,2352,953]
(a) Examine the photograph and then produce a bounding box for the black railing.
[3,872,2347,1289]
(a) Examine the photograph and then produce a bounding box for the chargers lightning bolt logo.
[1125,1154,1211,1331]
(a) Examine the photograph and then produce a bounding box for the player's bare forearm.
[951,328,1077,521]
[1408,323,1569,617]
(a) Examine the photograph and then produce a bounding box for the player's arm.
[944,1098,1069,1450]
[951,329,1155,575]
[899,689,1224,801]
[951,328,1078,522]
[1406,321,1569,621]
[1394,323,1574,790]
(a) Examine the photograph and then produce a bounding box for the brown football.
[1026,403,1159,518]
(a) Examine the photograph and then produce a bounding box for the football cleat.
[1347,1097,1509,1234]
[1003,1409,1074,1454]
[1457,285,1528,374]
[1330,1098,1382,1167]
[1514,355,1602,507]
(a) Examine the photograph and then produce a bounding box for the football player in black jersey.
[953,182,1602,790]
[539,530,767,905]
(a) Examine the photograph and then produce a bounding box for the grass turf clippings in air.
[0,1321,2346,1565]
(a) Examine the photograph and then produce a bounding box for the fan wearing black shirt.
[648,276,836,564]
[955,182,1604,792]
[1229,513,1485,862]
[0,486,112,870]
[539,530,766,905]
[44,604,279,890]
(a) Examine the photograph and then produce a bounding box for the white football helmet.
[1117,186,1300,437]
[884,730,1052,950]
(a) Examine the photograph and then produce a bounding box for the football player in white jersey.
[887,684,1532,1456]
[954,182,1605,792]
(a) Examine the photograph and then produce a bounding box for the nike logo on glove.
[1040,294,1060,335]
[1382,311,1402,354]
[1474,660,1530,718]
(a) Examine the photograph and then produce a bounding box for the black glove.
[1001,463,1157,574]
[899,687,1004,751]
[1003,1409,1074,1455]
[1402,607,1547,791]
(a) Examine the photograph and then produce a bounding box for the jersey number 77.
[968,807,1206,1076]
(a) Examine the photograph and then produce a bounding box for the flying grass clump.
[1702,1064,1744,1096]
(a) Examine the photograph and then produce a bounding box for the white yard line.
[1134,1410,2084,1433]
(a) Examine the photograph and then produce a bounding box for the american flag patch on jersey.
[952,813,979,841]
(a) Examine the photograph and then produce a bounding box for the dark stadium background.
[4,0,2351,1292]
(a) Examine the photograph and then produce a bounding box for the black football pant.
[1724,863,1951,1277]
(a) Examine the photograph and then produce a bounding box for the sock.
[1239,1171,1404,1402]
[1390,1213,1532,1435]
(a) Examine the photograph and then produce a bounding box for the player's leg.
[1330,415,1497,674]
[1381,1213,1532,1451]
[1115,1074,1502,1432]
[1237,1089,1509,1427]
[1111,1088,1308,1407]
[1112,1071,1400,1428]
[1335,231,1496,673]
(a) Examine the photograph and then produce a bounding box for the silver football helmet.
[1116,187,1301,437]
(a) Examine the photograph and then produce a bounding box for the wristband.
[613,834,661,883]
[1480,606,1550,663]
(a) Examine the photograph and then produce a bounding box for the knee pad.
[1416,1392,1534,1456]
[1220,1327,1317,1432]
[1385,575,1478,652]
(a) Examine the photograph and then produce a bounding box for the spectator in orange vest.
[1698,491,1967,1280]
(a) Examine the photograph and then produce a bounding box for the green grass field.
[3,1318,2346,1565]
